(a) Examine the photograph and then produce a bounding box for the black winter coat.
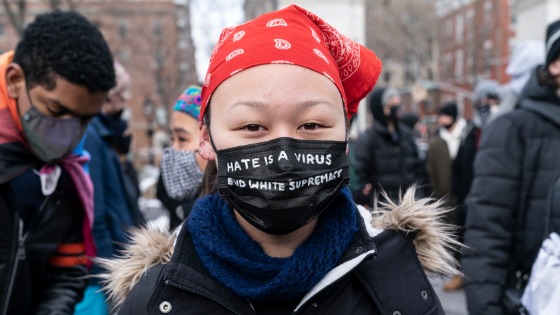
[463,67,560,315]
[118,213,444,315]
[0,167,87,315]
[353,123,423,202]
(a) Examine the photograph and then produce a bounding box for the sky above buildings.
[191,0,244,81]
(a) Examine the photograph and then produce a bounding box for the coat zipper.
[165,279,246,315]
[2,191,51,315]
[2,216,26,315]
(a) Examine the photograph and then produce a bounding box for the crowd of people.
[0,5,559,315]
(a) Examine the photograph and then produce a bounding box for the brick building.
[0,0,197,165]
[436,0,514,118]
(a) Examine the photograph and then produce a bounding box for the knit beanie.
[381,87,400,106]
[474,80,501,104]
[546,19,560,67]
[438,102,458,122]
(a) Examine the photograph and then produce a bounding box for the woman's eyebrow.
[172,127,191,134]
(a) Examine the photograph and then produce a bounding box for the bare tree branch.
[2,0,26,37]
[243,0,277,20]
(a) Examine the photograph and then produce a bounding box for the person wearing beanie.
[463,18,560,314]
[156,85,208,230]
[473,79,501,128]
[76,61,144,315]
[426,102,467,291]
[352,87,424,205]
[97,5,459,314]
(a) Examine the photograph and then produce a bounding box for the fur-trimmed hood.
[97,187,462,307]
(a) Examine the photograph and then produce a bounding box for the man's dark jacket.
[0,147,87,314]
[84,115,144,282]
[463,66,560,314]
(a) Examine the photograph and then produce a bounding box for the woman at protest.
[99,5,459,314]
[157,85,208,230]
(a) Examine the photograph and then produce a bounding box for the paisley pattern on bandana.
[200,4,382,120]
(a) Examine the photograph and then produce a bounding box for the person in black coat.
[353,87,424,206]
[463,19,560,315]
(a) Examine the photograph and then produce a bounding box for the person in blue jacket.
[76,61,144,314]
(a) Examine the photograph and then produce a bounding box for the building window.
[444,18,453,47]
[466,9,474,41]
[484,0,493,25]
[455,14,464,43]
[510,0,517,24]
[455,49,464,79]
[118,20,128,40]
[153,20,163,37]
[444,52,453,79]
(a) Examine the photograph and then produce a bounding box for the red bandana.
[200,4,382,120]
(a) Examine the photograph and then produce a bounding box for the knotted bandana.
[200,4,382,120]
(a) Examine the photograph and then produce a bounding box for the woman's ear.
[198,124,217,161]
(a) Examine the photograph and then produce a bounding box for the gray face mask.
[22,106,87,163]
[160,148,204,201]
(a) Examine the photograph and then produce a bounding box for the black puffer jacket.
[354,122,422,202]
[353,89,423,203]
[463,67,560,315]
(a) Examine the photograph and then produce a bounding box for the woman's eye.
[301,123,321,130]
[244,124,262,132]
[178,137,187,142]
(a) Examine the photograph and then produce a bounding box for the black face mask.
[388,106,399,123]
[215,137,349,235]
[100,114,132,154]
[443,123,454,130]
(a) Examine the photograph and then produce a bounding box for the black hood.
[518,66,560,128]
[369,88,388,127]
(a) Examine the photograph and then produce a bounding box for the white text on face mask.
[226,151,332,173]
[227,168,343,191]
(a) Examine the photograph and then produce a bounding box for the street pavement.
[431,278,468,315]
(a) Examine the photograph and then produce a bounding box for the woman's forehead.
[211,64,343,107]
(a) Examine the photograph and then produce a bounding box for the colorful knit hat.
[173,85,202,120]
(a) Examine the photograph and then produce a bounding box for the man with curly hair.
[0,10,115,314]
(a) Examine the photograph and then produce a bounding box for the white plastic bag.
[521,232,560,314]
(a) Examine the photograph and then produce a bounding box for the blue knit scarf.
[187,187,358,303]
